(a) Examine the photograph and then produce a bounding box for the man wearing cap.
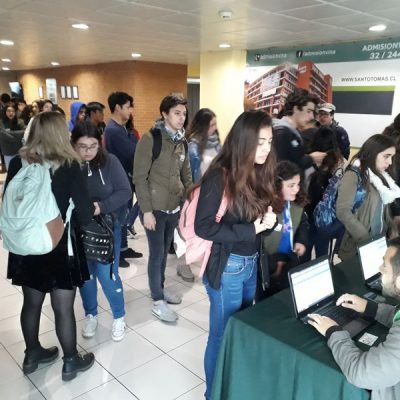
[317,103,350,160]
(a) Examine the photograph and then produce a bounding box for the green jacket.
[261,202,308,254]
[336,169,391,260]
[133,129,192,213]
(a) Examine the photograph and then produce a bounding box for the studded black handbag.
[80,214,114,264]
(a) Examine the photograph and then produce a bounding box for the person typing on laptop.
[308,240,400,400]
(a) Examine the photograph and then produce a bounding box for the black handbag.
[80,214,114,264]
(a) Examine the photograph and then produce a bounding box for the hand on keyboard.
[336,294,367,313]
[307,313,338,337]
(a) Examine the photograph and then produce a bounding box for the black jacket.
[273,119,314,170]
[331,121,350,160]
[194,168,274,289]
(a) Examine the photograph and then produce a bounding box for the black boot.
[23,346,59,374]
[62,352,95,381]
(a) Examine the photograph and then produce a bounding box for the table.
[211,257,387,400]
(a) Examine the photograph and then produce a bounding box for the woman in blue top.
[186,108,221,183]
[256,161,309,301]
[71,121,131,342]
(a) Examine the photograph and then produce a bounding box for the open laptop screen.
[358,236,387,280]
[290,258,334,314]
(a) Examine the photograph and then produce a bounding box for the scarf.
[155,120,185,143]
[205,133,220,150]
[351,158,400,205]
[368,167,400,205]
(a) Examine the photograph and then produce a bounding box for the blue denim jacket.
[188,140,221,183]
[188,141,202,183]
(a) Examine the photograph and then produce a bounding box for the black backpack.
[150,128,188,161]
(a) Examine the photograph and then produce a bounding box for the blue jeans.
[79,225,125,318]
[121,200,131,252]
[204,253,258,400]
[127,201,140,228]
[140,210,179,301]
[4,154,16,169]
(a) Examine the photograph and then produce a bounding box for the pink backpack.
[178,186,228,277]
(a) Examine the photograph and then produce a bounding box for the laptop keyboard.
[320,306,358,326]
[369,279,382,291]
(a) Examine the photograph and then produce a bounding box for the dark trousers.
[301,222,330,263]
[140,211,179,301]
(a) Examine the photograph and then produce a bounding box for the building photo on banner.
[245,36,400,147]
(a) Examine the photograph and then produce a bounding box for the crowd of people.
[1,87,400,399]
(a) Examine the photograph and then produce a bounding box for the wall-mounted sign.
[45,78,57,104]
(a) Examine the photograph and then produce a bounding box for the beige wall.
[200,50,246,141]
[0,71,18,95]
[17,60,187,134]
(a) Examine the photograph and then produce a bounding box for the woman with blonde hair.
[4,112,95,381]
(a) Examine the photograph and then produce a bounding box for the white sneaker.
[163,289,182,305]
[152,300,178,322]
[111,317,126,341]
[82,314,98,338]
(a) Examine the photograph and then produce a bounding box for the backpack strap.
[151,128,188,162]
[65,199,75,256]
[182,139,188,155]
[150,128,162,162]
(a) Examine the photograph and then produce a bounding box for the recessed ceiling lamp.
[51,61,60,66]
[2,67,10,70]
[131,53,142,58]
[369,24,387,32]
[1,58,11,62]
[219,10,233,20]
[0,40,14,46]
[219,43,231,48]
[72,23,89,30]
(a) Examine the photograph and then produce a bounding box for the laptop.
[357,236,387,293]
[288,256,371,338]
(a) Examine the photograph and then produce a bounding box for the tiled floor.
[0,218,208,400]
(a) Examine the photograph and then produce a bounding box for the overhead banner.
[246,37,400,147]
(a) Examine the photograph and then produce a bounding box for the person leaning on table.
[308,238,400,400]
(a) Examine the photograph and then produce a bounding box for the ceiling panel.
[0,0,399,70]
[99,2,178,19]
[249,0,320,13]
[284,4,358,20]
[371,7,400,21]
[135,0,204,13]
[339,0,400,13]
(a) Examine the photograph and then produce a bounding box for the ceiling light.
[131,53,142,58]
[0,40,14,46]
[219,10,233,20]
[2,67,10,71]
[219,43,231,48]
[72,23,89,30]
[369,24,387,32]
[51,61,60,66]
[1,58,11,62]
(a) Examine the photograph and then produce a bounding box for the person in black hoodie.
[303,127,344,262]
[194,110,279,400]
[71,121,131,342]
[0,103,25,168]
[273,88,326,170]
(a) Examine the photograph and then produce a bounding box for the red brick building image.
[246,61,332,114]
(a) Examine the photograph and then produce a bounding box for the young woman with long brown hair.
[337,134,400,260]
[194,110,279,399]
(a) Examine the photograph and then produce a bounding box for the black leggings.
[21,286,78,358]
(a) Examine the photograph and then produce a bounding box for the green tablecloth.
[212,257,377,400]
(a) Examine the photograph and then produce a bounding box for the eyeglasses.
[77,144,99,152]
